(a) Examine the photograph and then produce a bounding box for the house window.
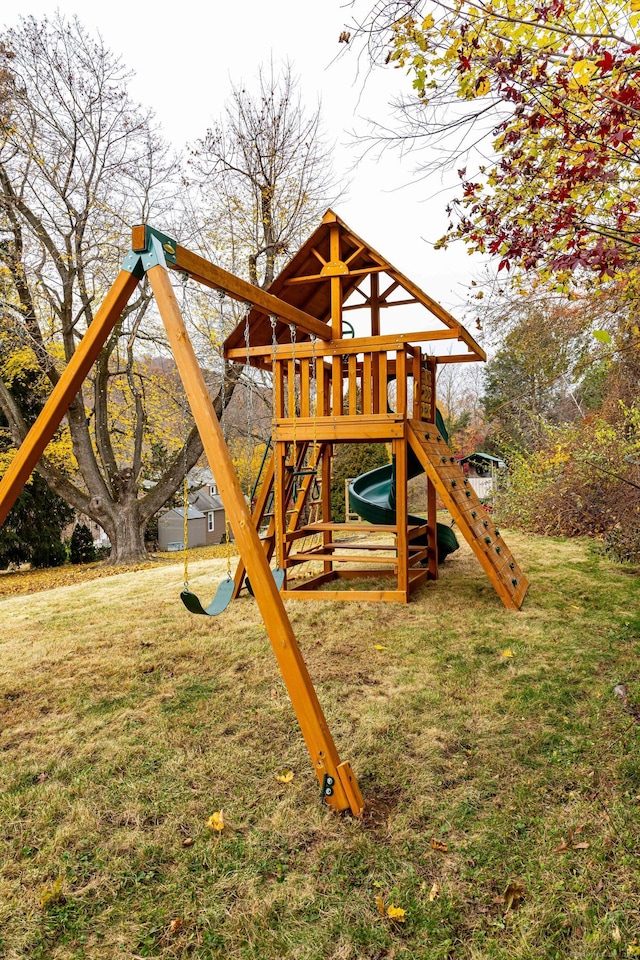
[208,512,214,532]
[210,484,217,496]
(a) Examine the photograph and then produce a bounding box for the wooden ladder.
[408,420,529,610]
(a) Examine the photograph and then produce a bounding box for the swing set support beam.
[0,228,364,817]
[147,262,363,815]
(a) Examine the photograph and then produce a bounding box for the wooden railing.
[273,346,437,424]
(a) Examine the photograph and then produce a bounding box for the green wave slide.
[348,410,460,562]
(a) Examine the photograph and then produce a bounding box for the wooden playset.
[0,211,528,814]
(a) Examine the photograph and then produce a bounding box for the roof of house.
[190,490,224,512]
[458,453,506,467]
[161,506,205,521]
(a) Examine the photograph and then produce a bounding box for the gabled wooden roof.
[223,209,483,359]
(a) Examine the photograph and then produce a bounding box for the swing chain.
[289,323,297,466]
[244,304,254,502]
[180,273,191,590]
[270,316,282,571]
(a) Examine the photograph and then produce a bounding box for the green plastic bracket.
[121,225,178,277]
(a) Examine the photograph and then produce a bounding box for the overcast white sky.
[4,0,483,316]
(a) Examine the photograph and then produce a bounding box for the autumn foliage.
[383,0,640,290]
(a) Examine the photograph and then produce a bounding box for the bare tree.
[0,14,193,563]
[190,61,335,288]
[0,28,335,564]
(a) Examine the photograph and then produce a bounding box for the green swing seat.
[180,576,235,617]
[245,566,285,597]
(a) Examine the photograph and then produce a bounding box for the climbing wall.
[408,420,529,610]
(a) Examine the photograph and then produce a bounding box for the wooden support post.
[395,349,407,417]
[394,439,409,598]
[300,359,310,418]
[274,361,285,419]
[287,360,296,421]
[147,263,363,815]
[378,353,388,413]
[321,443,333,575]
[363,353,373,415]
[0,270,140,526]
[370,272,381,337]
[427,471,439,581]
[412,347,422,420]
[276,439,288,581]
[332,356,343,417]
[348,354,358,414]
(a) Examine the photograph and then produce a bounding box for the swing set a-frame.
[0,212,529,814]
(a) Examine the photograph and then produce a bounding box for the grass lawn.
[1,530,639,959]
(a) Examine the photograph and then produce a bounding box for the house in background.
[157,468,226,551]
[456,453,506,500]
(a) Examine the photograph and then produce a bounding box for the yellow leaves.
[386,903,407,922]
[431,838,448,852]
[374,644,388,651]
[375,894,407,922]
[39,878,65,909]
[475,77,491,97]
[422,14,435,30]
[275,769,294,783]
[168,917,183,935]
[571,58,598,86]
[429,881,440,901]
[628,943,640,956]
[501,648,515,659]
[206,811,224,832]
[631,0,640,11]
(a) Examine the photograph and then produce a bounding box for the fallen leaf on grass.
[431,838,448,852]
[501,648,514,658]
[206,811,224,832]
[374,644,388,651]
[182,837,194,848]
[627,944,640,957]
[375,894,386,916]
[387,903,406,922]
[275,769,295,783]
[554,827,590,853]
[429,881,440,901]
[168,918,183,935]
[503,881,525,912]
[39,878,65,909]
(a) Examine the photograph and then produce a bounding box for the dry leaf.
[612,925,622,943]
[573,842,590,850]
[374,644,388,651]
[429,881,440,902]
[627,945,640,957]
[275,769,294,783]
[168,918,183,935]
[375,894,386,916]
[555,838,570,852]
[431,838,448,852]
[182,837,194,848]
[503,880,525,912]
[386,903,406,922]
[206,811,224,832]
[39,878,65,909]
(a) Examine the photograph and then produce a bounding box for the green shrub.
[70,523,97,564]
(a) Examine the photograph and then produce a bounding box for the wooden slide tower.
[224,210,528,610]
